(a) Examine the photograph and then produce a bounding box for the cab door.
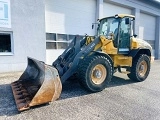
[118,17,131,54]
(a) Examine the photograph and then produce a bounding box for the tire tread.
[127,54,150,82]
[78,55,112,92]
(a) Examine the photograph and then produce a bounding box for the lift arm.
[52,36,101,83]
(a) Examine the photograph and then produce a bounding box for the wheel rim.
[138,60,148,77]
[91,64,107,85]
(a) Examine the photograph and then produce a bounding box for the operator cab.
[97,14,135,54]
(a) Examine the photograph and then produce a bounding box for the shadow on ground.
[108,76,135,87]
[0,84,19,116]
[60,75,135,100]
[0,75,135,116]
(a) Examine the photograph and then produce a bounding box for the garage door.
[103,3,131,17]
[139,12,156,55]
[45,0,96,64]
[45,0,96,35]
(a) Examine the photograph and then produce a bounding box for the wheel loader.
[11,14,154,111]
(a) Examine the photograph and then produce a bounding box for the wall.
[0,0,46,73]
[46,49,64,65]
[103,2,132,17]
[45,0,96,35]
[45,0,96,64]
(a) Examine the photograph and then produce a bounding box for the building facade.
[0,0,160,73]
[0,0,46,73]
[45,0,160,64]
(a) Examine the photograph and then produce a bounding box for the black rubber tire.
[127,54,150,82]
[77,55,113,92]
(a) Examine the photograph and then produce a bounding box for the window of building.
[46,33,84,49]
[0,32,13,55]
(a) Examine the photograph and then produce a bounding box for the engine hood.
[134,38,152,51]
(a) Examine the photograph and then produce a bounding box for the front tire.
[78,55,113,92]
[127,54,150,82]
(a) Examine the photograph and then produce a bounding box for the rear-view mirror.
[92,24,94,29]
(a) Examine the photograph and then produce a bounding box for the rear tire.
[127,54,150,82]
[78,55,113,92]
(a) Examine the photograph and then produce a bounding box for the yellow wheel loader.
[11,14,154,111]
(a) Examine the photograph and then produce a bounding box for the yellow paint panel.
[99,14,135,21]
[94,42,102,51]
[116,14,135,18]
[113,55,132,67]
[99,36,117,54]
[131,38,139,49]
[85,36,94,45]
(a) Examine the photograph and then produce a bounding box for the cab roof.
[98,14,135,21]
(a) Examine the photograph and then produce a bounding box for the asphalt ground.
[0,60,160,120]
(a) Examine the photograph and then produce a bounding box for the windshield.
[98,17,119,36]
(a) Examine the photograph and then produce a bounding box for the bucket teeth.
[11,81,31,111]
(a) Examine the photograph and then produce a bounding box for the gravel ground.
[0,60,160,120]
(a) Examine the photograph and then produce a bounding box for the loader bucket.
[11,57,62,111]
